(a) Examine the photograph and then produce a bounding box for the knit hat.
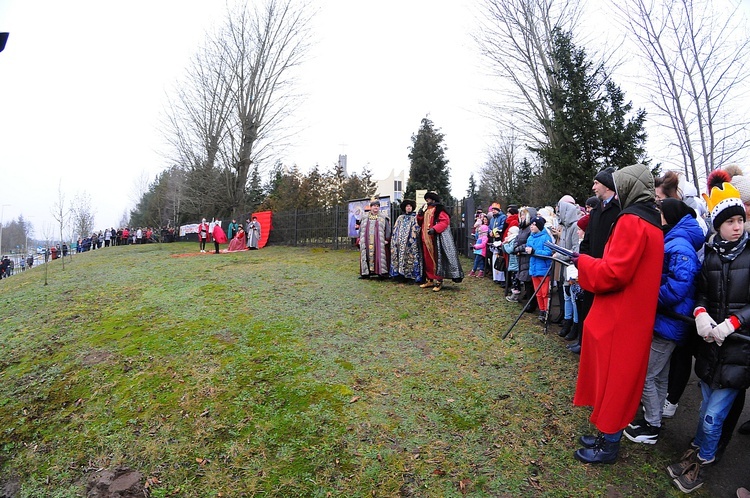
[559,195,576,205]
[479,225,489,234]
[507,204,519,215]
[594,167,616,191]
[531,216,546,231]
[506,225,519,239]
[659,198,695,232]
[577,215,590,232]
[731,175,750,205]
[703,182,745,230]
[585,196,599,209]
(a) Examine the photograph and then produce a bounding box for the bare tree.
[479,131,523,204]
[70,192,95,240]
[164,0,315,217]
[40,222,55,286]
[50,181,69,269]
[474,0,582,148]
[613,0,750,190]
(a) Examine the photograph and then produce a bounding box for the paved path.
[646,369,748,497]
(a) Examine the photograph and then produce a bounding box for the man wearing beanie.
[571,170,621,355]
[572,163,664,465]
[667,181,750,493]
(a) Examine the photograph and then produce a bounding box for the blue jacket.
[653,214,703,343]
[527,229,553,277]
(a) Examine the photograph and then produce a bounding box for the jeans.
[641,335,677,426]
[603,430,622,443]
[563,284,578,322]
[693,381,740,462]
[472,255,485,272]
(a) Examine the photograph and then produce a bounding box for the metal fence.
[268,199,472,256]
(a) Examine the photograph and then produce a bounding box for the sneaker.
[627,418,648,430]
[477,271,484,278]
[538,311,548,323]
[505,294,519,303]
[673,462,704,493]
[624,421,661,444]
[468,270,475,277]
[663,400,678,418]
[667,448,698,478]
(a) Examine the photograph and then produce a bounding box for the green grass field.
[0,243,689,496]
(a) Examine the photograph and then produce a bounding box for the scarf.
[711,231,749,263]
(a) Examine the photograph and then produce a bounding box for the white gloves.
[694,309,717,342]
[711,318,738,346]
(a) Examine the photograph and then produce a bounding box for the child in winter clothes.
[524,216,554,322]
[667,181,750,493]
[503,226,521,300]
[471,225,489,277]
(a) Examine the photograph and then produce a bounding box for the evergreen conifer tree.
[405,117,452,204]
[535,29,647,203]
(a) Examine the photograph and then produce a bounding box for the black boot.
[558,319,572,337]
[574,438,619,464]
[579,434,604,448]
[524,286,538,313]
[564,321,579,341]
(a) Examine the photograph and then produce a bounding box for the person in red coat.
[571,163,664,464]
[416,191,464,291]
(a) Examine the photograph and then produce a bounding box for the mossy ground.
[0,244,693,496]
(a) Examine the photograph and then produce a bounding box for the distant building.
[338,154,347,176]
[375,168,407,203]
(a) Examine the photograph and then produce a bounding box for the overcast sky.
[2,1,741,237]
[0,0,503,235]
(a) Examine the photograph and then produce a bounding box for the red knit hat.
[577,215,590,232]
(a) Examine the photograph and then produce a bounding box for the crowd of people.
[198,216,262,254]
[77,227,161,252]
[358,165,750,495]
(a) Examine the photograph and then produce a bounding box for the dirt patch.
[86,468,142,498]
[214,328,238,344]
[171,252,206,258]
[80,350,113,367]
[0,476,20,498]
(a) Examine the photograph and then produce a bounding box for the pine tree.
[405,117,452,204]
[466,173,478,201]
[246,164,264,212]
[535,29,648,203]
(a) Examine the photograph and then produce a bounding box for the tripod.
[503,255,570,339]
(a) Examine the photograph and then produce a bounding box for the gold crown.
[703,182,743,220]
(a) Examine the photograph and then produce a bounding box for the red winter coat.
[573,212,663,434]
[199,223,209,240]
